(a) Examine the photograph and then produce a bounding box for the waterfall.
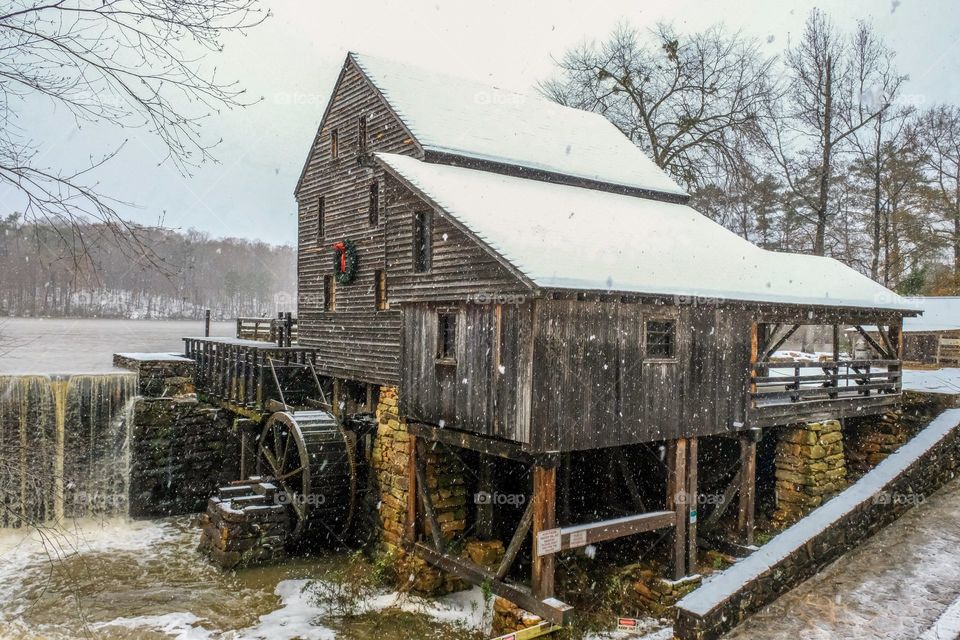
[0,373,138,527]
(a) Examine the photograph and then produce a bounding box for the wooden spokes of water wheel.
[256,410,357,544]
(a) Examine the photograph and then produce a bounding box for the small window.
[437,312,457,363]
[369,181,379,226]
[645,319,676,359]
[358,115,367,154]
[375,269,388,310]
[413,210,432,273]
[317,196,326,241]
[324,275,336,311]
[331,128,339,159]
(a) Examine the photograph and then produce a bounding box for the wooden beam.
[687,437,698,572]
[404,434,417,545]
[540,511,675,552]
[666,439,688,580]
[477,455,495,540]
[407,421,532,463]
[412,542,574,626]
[737,436,757,545]
[762,324,801,361]
[615,450,646,512]
[854,325,891,359]
[700,467,742,531]
[496,498,535,580]
[531,464,557,599]
[415,442,445,553]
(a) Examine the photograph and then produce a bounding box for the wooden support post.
[405,434,418,545]
[667,439,688,580]
[205,309,211,337]
[531,463,557,600]
[686,437,698,572]
[477,455,495,540]
[737,435,757,545]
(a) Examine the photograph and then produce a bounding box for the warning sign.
[536,528,561,556]
[616,617,643,633]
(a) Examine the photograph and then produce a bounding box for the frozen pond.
[0,318,234,374]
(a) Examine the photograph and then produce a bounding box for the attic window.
[331,128,339,159]
[413,210,432,273]
[437,312,457,364]
[358,115,368,154]
[645,319,676,359]
[369,181,379,226]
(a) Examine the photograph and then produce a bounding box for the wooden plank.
[405,435,417,545]
[407,421,531,462]
[700,467,742,531]
[687,437,698,571]
[531,464,557,599]
[411,542,574,626]
[496,498,535,580]
[550,511,674,550]
[855,325,892,359]
[737,436,757,545]
[667,439,688,579]
[415,443,445,553]
[762,324,801,361]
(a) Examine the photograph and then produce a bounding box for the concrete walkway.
[724,477,960,640]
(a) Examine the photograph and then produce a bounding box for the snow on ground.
[901,367,960,395]
[721,477,960,639]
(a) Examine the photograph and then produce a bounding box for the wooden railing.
[183,338,320,412]
[750,359,901,406]
[235,314,298,346]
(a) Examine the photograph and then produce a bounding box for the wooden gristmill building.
[188,52,918,624]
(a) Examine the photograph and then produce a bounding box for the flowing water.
[0,374,138,528]
[0,516,491,639]
[0,333,490,639]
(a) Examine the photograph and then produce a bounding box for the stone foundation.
[773,420,846,525]
[492,597,544,636]
[113,352,195,397]
[846,411,907,473]
[630,568,703,618]
[370,386,469,595]
[128,397,240,518]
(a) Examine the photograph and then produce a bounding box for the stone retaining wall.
[773,420,846,525]
[674,408,960,640]
[128,398,240,518]
[370,386,469,595]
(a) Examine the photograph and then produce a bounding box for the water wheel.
[256,410,357,543]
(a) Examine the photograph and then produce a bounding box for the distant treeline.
[0,215,296,320]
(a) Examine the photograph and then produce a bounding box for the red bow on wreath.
[332,241,346,272]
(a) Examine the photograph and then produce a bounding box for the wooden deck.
[182,337,323,418]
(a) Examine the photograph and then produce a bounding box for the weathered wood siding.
[383,174,530,303]
[295,59,419,385]
[400,301,534,443]
[528,299,752,452]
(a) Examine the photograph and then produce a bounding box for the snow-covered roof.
[351,52,687,198]
[377,153,918,311]
[898,297,960,332]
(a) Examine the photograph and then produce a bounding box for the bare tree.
[844,21,913,279]
[0,0,268,269]
[760,9,888,256]
[914,105,960,284]
[540,22,775,190]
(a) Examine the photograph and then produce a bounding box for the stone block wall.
[128,397,240,518]
[492,597,545,636]
[773,420,846,525]
[370,386,469,595]
[846,411,907,473]
[674,408,960,640]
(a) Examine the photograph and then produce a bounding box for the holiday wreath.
[331,239,359,284]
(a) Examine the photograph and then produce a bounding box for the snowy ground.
[722,477,960,639]
[901,368,960,396]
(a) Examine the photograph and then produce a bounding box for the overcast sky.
[12,0,960,246]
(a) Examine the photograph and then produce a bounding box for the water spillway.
[0,373,138,527]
